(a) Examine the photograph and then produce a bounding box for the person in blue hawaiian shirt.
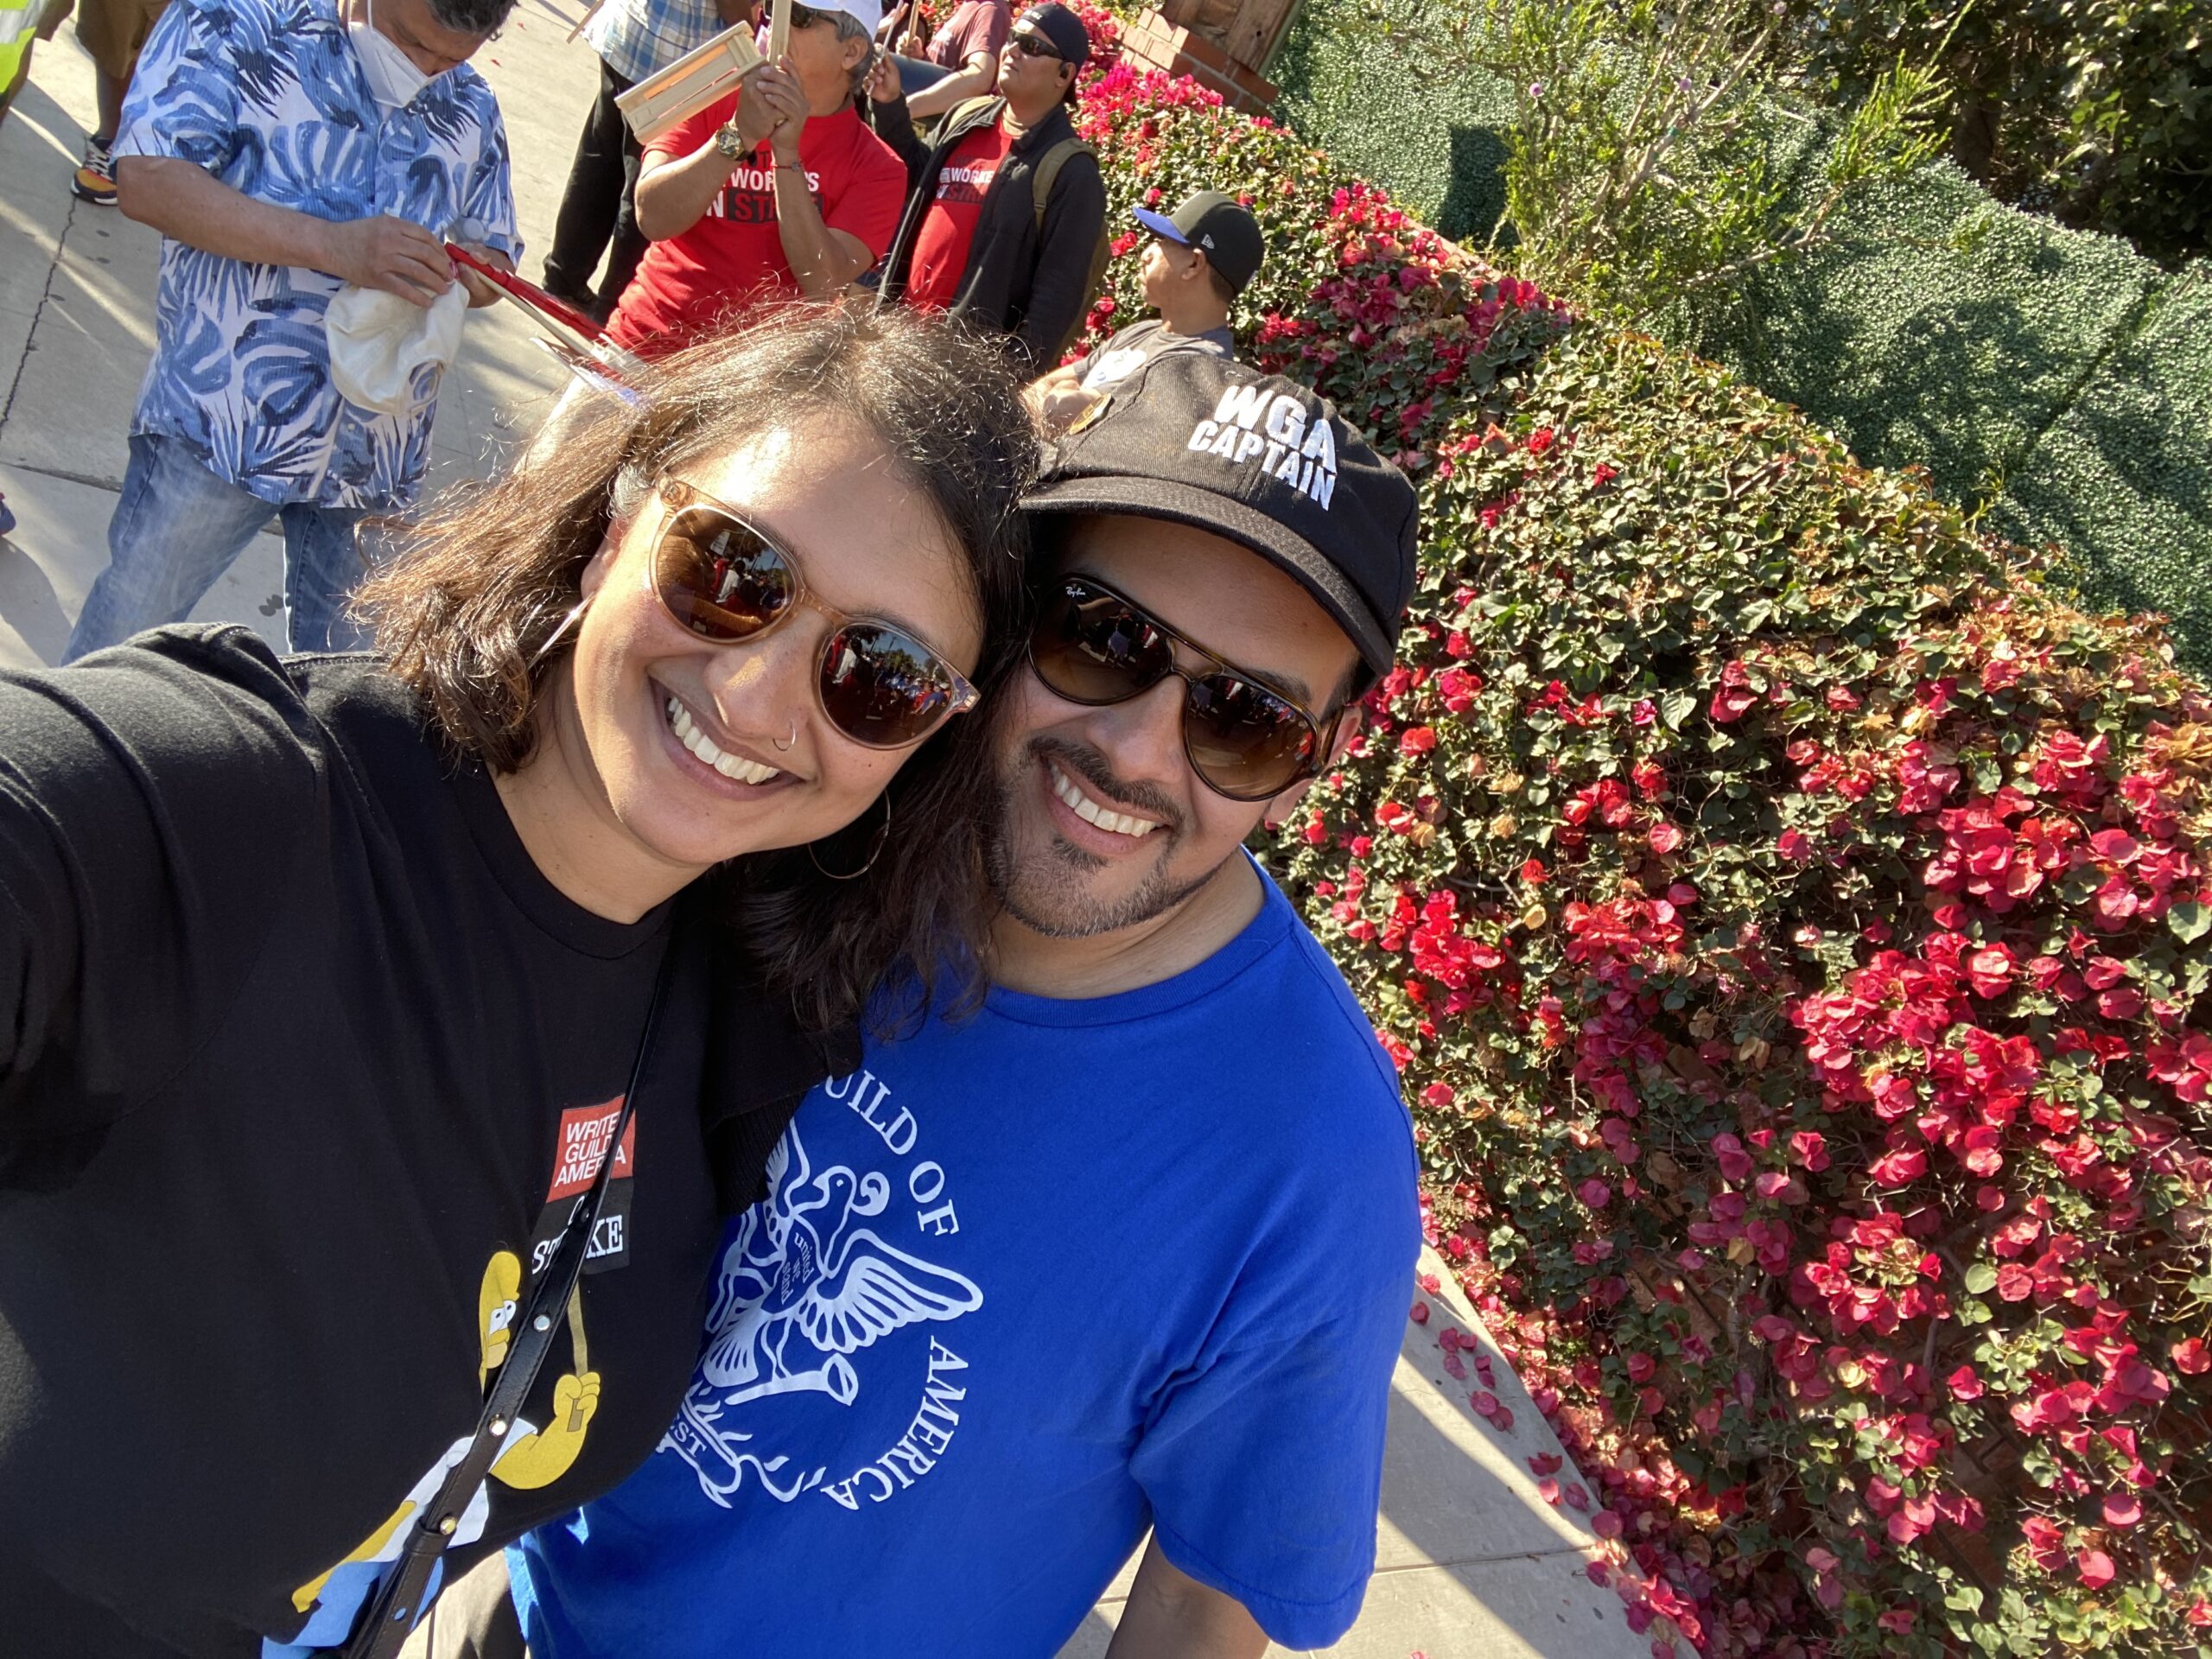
[61,0,522,663]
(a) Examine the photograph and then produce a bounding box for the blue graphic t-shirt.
[511,868,1419,1656]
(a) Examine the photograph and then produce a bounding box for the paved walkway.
[0,16,1645,1655]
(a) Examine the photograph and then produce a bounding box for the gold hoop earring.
[807,791,892,882]
[772,718,798,753]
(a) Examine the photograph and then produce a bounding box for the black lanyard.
[339,938,677,1659]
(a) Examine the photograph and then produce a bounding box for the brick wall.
[1114,9,1279,113]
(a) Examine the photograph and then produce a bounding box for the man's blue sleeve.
[111,0,242,173]
[1126,1183,1416,1648]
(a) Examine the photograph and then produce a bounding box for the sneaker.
[71,136,118,205]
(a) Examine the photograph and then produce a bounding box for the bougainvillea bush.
[1279,322,2212,1657]
[1071,48,2212,1659]
[1067,49,1571,457]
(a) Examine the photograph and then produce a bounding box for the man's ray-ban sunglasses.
[1027,575,1332,801]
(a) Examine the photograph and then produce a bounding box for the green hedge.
[1693,162,2158,512]
[1988,262,2212,667]
[1269,3,2212,671]
[1268,3,1516,246]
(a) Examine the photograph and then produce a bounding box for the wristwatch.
[715,122,746,159]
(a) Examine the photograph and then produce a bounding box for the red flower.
[1647,821,1684,855]
[2173,1337,2209,1375]
[2021,1514,2067,1569]
[1709,659,1758,723]
[1966,944,2014,997]
[1400,725,1438,756]
[2076,1548,2116,1588]
[1868,1147,1927,1186]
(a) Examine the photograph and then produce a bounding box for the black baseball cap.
[1020,354,1419,683]
[1012,2,1089,67]
[1133,189,1266,294]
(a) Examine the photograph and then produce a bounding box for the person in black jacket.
[866,2,1106,371]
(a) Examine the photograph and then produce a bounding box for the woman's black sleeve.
[0,631,315,1121]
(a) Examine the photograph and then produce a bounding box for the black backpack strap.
[336,940,679,1659]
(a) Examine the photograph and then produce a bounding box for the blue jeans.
[65,432,375,662]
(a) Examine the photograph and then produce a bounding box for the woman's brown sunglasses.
[650,477,980,750]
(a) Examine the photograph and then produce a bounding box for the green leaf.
[1964,1262,1998,1294]
[2169,899,2211,944]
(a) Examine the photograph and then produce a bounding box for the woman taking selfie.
[0,306,1031,1658]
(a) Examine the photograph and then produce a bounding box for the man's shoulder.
[156,0,322,50]
[431,60,506,136]
[1173,885,1413,1144]
[1095,318,1160,353]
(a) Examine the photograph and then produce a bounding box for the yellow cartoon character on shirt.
[283,1251,602,1631]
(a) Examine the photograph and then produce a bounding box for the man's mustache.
[1027,736,1185,838]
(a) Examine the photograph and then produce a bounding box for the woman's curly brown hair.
[358,304,1036,1034]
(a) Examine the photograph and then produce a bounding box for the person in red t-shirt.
[878,0,1100,360]
[893,0,1007,120]
[610,0,905,358]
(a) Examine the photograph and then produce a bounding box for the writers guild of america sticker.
[529,1098,638,1275]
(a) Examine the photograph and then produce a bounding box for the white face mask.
[350,0,435,111]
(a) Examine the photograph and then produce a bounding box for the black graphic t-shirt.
[0,628,841,1657]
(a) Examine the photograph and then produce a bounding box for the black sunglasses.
[1027,575,1331,801]
[1008,30,1059,58]
[650,477,979,750]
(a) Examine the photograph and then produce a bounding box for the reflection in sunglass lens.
[1011,32,1054,55]
[1185,674,1314,798]
[649,494,971,750]
[657,513,797,642]
[1036,582,1174,700]
[821,622,959,747]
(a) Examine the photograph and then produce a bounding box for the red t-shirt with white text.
[610,98,906,357]
[904,118,1016,315]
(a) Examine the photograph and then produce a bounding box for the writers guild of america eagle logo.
[662,1125,981,1506]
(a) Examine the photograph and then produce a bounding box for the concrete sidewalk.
[0,16,1646,1655]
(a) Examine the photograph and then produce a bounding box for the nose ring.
[772,718,797,753]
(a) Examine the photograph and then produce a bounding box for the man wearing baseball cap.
[604,0,906,356]
[498,353,1421,1657]
[866,1,1108,369]
[1030,186,1266,431]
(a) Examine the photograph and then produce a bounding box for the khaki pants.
[396,1551,529,1659]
